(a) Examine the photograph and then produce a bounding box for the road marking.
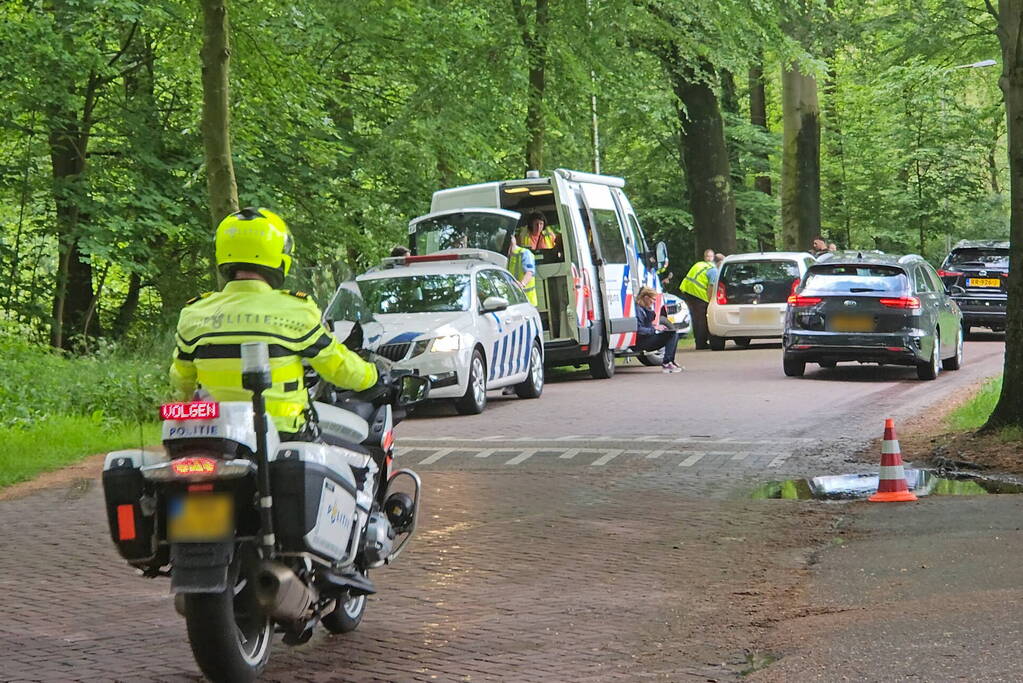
[475,449,496,459]
[590,450,623,466]
[505,449,537,465]
[558,449,580,460]
[731,452,749,461]
[645,450,666,459]
[768,454,791,468]
[556,435,586,441]
[418,449,453,465]
[479,435,508,441]
[679,453,705,467]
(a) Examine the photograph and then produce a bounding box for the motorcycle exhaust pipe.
[253,561,316,621]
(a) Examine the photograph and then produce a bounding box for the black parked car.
[783,252,963,380]
[938,240,1009,335]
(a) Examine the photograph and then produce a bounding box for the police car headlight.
[429,335,461,353]
[409,339,430,358]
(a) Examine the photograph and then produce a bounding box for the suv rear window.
[945,248,1009,268]
[719,260,800,305]
[803,265,909,295]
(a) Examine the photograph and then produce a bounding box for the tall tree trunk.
[111,271,143,339]
[985,0,1023,429]
[199,0,239,227]
[671,57,737,257]
[748,62,775,251]
[781,62,820,251]
[512,0,549,172]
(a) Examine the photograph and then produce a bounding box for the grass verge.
[947,377,1002,431]
[0,416,160,488]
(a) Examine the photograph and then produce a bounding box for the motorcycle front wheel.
[184,544,273,682]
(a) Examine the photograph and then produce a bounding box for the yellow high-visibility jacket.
[170,279,377,434]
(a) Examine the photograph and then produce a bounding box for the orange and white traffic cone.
[868,418,918,503]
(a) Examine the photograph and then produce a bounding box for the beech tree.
[199,0,238,227]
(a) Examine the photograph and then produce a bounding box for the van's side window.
[575,191,600,262]
[591,209,628,263]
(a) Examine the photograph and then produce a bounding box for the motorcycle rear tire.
[322,593,367,634]
[183,546,272,683]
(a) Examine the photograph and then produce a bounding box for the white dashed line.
[474,449,496,459]
[731,452,749,461]
[768,454,791,468]
[645,450,666,459]
[418,449,453,465]
[558,449,580,460]
[479,435,508,441]
[505,449,537,465]
[590,450,623,466]
[679,453,706,467]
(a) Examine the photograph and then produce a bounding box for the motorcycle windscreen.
[409,208,521,257]
[579,184,638,350]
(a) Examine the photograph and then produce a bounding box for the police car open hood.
[374,312,469,344]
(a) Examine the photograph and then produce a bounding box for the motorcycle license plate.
[967,278,1001,288]
[168,494,233,541]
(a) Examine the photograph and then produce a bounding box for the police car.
[336,250,544,415]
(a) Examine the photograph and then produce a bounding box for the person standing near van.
[507,235,538,306]
[681,248,716,350]
[518,211,558,250]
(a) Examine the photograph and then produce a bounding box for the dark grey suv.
[782,253,964,380]
[938,240,1008,335]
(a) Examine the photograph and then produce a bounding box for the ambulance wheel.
[589,342,615,379]
[515,341,544,398]
[322,593,367,634]
[637,350,663,366]
[455,350,487,414]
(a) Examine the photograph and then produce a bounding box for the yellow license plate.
[168,494,233,541]
[742,308,778,325]
[829,314,876,333]
[968,278,1000,288]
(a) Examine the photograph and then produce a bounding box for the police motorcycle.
[101,325,427,682]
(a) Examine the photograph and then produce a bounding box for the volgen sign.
[160,402,220,421]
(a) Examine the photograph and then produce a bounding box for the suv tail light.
[790,278,801,296]
[716,281,727,305]
[787,295,822,307]
[937,269,963,277]
[879,296,921,309]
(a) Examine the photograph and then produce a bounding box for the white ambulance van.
[408,169,668,378]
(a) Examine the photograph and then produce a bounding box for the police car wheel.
[589,342,615,379]
[455,350,487,414]
[515,341,544,399]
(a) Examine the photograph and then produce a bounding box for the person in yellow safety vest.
[170,207,378,439]
[680,248,716,350]
[517,211,558,250]
[507,234,538,306]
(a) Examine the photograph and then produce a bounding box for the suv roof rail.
[381,249,508,270]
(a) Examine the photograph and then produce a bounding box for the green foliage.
[0,325,167,428]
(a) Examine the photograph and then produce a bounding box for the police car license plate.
[968,278,1001,288]
[168,494,233,541]
[830,314,875,333]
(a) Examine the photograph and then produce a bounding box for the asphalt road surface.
[0,335,1006,682]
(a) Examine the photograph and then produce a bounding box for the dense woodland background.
[0,0,1006,350]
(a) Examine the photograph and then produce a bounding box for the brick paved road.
[0,340,1003,682]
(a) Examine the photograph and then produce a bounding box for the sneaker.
[662,363,682,374]
[667,362,685,372]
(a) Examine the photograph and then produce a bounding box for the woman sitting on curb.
[635,286,683,374]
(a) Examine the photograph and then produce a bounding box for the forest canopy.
[0,0,1005,347]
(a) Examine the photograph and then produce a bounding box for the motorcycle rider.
[170,207,378,440]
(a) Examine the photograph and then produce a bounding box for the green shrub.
[0,326,168,428]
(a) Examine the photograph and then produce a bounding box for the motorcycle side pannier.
[270,442,374,564]
[101,450,167,567]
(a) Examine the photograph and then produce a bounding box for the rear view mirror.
[481,296,509,312]
[398,375,430,406]
[342,321,364,350]
[655,241,669,269]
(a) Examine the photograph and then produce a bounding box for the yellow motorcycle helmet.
[215,207,293,287]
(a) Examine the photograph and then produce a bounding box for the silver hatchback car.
[782,252,964,380]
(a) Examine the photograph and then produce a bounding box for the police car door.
[491,269,538,381]
[476,269,526,384]
[613,190,658,292]
[580,183,637,351]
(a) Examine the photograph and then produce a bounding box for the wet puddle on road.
[752,469,1023,500]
